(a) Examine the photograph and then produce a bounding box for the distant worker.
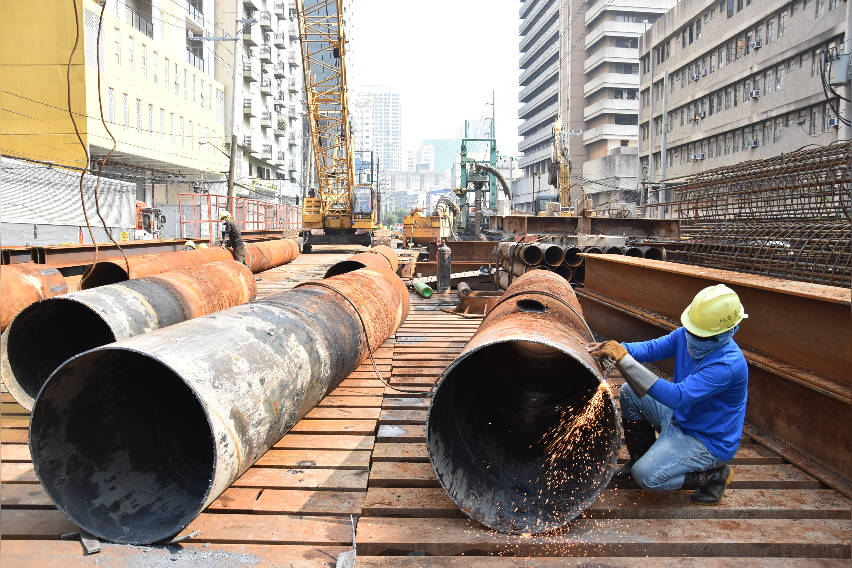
[197,242,208,249]
[219,211,246,265]
[183,240,197,251]
[587,284,748,505]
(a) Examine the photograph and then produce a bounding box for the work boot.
[614,417,656,478]
[683,465,733,505]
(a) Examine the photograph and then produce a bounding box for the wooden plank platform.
[1,252,849,566]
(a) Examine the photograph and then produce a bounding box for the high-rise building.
[215,0,304,201]
[0,0,228,202]
[352,86,403,172]
[516,0,673,209]
[638,0,847,184]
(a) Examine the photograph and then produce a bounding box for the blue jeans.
[620,383,726,491]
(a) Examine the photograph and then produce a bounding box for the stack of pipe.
[29,264,408,544]
[82,238,300,289]
[427,270,620,534]
[0,263,67,332]
[1,261,256,410]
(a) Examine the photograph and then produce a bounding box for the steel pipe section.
[537,243,567,267]
[324,246,400,278]
[427,270,620,534]
[2,261,256,411]
[81,247,233,289]
[30,267,408,545]
[0,263,67,332]
[564,246,583,267]
[244,239,300,273]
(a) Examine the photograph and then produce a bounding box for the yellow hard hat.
[219,211,232,220]
[184,240,196,250]
[197,242,208,249]
[681,284,748,337]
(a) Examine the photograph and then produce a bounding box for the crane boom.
[297,0,356,230]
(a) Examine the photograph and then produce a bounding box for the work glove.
[589,340,628,363]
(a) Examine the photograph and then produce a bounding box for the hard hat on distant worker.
[183,240,197,251]
[197,242,208,249]
[681,284,748,337]
[219,211,232,220]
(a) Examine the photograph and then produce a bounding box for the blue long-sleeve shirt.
[623,327,748,461]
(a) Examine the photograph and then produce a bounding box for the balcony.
[274,33,286,47]
[274,123,287,137]
[519,22,559,69]
[584,21,645,49]
[518,101,559,136]
[288,107,298,119]
[243,0,259,8]
[243,98,256,117]
[242,135,253,149]
[242,61,259,82]
[186,1,205,27]
[519,2,558,51]
[274,62,286,78]
[583,47,638,74]
[186,49,204,72]
[259,46,273,63]
[583,98,639,121]
[258,11,273,30]
[260,77,273,95]
[260,112,273,128]
[519,127,552,152]
[518,146,551,169]
[519,86,559,119]
[585,0,670,25]
[260,144,274,159]
[288,132,297,145]
[518,62,558,101]
[288,52,298,67]
[289,23,299,39]
[125,5,154,39]
[519,42,559,85]
[242,23,260,46]
[583,72,639,97]
[274,152,287,165]
[581,124,638,145]
[274,3,287,18]
[288,79,298,93]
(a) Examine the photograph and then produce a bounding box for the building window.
[767,18,775,44]
[122,93,128,131]
[160,108,164,139]
[184,70,188,100]
[140,45,146,78]
[791,1,798,15]
[733,84,738,107]
[136,99,141,133]
[170,113,174,143]
[778,12,787,37]
[148,104,153,136]
[164,57,169,88]
[733,130,740,152]
[776,65,784,91]
[114,29,120,65]
[192,76,196,103]
[153,51,158,84]
[774,117,783,143]
[810,106,822,134]
[816,0,826,16]
[765,69,774,94]
[175,63,179,95]
[107,88,115,123]
[179,117,184,146]
[128,37,134,72]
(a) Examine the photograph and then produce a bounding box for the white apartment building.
[215,0,304,202]
[353,86,404,172]
[516,0,673,210]
[638,0,847,181]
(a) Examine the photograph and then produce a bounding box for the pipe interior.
[605,247,623,255]
[644,247,664,260]
[625,247,644,257]
[324,260,367,278]
[564,248,583,266]
[543,247,565,266]
[520,246,543,265]
[573,265,586,284]
[81,263,129,289]
[7,300,116,402]
[428,340,618,533]
[30,350,215,544]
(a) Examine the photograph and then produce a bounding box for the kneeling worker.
[219,211,246,265]
[589,284,748,505]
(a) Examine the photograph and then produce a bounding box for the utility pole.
[840,0,852,140]
[659,70,669,219]
[226,35,242,211]
[647,20,655,208]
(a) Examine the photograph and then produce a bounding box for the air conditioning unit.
[749,90,761,99]
[691,153,706,161]
[750,39,763,50]
[691,73,701,81]
[700,68,708,76]
[745,139,759,148]
[827,117,839,127]
[698,111,707,119]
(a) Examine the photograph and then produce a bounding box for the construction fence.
[178,193,301,244]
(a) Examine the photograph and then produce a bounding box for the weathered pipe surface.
[457,281,472,298]
[2,261,256,411]
[498,242,543,266]
[536,243,567,267]
[324,246,399,278]
[244,239,299,273]
[584,246,603,255]
[0,263,67,332]
[427,270,619,534]
[29,267,408,545]
[563,247,583,267]
[81,247,233,289]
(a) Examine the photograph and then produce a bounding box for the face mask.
[685,325,738,360]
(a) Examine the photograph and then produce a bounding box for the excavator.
[296,0,376,252]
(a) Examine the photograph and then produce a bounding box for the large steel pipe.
[564,246,583,267]
[81,247,233,289]
[324,246,400,278]
[0,263,67,332]
[536,243,567,267]
[2,261,256,411]
[427,270,619,534]
[30,267,408,545]
[244,239,300,273]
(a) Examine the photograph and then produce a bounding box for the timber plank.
[273,434,374,450]
[328,387,386,397]
[208,488,363,516]
[1,462,38,483]
[1,429,28,443]
[0,402,27,415]
[1,484,53,507]
[362,487,851,520]
[290,419,376,435]
[317,396,383,408]
[254,450,371,469]
[377,424,425,442]
[369,462,438,488]
[1,415,30,428]
[379,409,428,424]
[180,513,353,545]
[382,397,429,409]
[0,509,76,538]
[304,407,381,420]
[393,361,453,368]
[0,541,348,568]
[0,443,31,461]
[356,558,852,567]
[233,468,369,491]
[355,517,851,557]
[338,378,386,388]
[372,443,428,462]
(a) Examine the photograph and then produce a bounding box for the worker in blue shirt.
[589,284,748,505]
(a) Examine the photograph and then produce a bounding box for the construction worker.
[197,242,208,249]
[219,211,246,265]
[183,240,196,251]
[588,284,748,505]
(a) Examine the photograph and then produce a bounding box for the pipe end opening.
[324,260,367,278]
[82,264,129,289]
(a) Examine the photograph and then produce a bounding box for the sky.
[348,0,522,156]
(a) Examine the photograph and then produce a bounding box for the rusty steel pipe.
[536,243,566,267]
[605,246,625,255]
[643,246,666,260]
[324,246,400,278]
[244,239,300,273]
[564,246,584,267]
[625,246,644,257]
[573,264,586,285]
[427,270,620,534]
[584,246,603,255]
[2,261,256,411]
[30,267,408,545]
[0,263,67,332]
[81,247,233,289]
